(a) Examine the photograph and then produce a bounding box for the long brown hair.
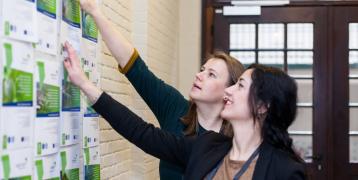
[181,51,245,137]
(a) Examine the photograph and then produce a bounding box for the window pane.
[350,135,358,163]
[230,24,256,49]
[350,51,358,76]
[287,23,314,49]
[258,24,284,49]
[291,135,313,163]
[349,23,358,49]
[230,51,255,68]
[296,79,313,104]
[350,108,358,131]
[258,51,284,69]
[350,79,358,103]
[287,51,313,77]
[289,108,312,132]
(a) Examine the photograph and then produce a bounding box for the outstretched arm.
[63,42,192,168]
[81,0,189,130]
[80,0,134,68]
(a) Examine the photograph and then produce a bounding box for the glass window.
[230,51,256,68]
[287,51,313,77]
[349,23,358,49]
[296,79,313,104]
[291,135,313,163]
[258,51,284,69]
[230,24,256,49]
[287,23,314,49]
[258,24,284,49]
[350,51,358,76]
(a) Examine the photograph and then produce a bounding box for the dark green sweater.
[123,53,206,180]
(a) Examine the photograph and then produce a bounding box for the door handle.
[305,155,323,171]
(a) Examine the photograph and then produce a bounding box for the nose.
[224,84,234,97]
[195,71,204,81]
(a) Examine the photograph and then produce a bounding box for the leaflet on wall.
[1,39,34,150]
[0,148,33,180]
[60,111,81,146]
[36,0,58,55]
[82,10,98,43]
[60,144,80,180]
[61,66,81,146]
[0,1,3,36]
[60,0,81,55]
[83,146,100,180]
[1,0,38,42]
[35,54,61,156]
[34,153,61,180]
[81,46,100,148]
[82,117,99,148]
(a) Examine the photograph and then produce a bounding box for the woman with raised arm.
[79,0,244,179]
[64,42,306,180]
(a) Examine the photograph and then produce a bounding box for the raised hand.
[80,0,99,16]
[63,41,103,104]
[63,41,90,89]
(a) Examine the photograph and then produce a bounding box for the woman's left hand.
[63,41,91,89]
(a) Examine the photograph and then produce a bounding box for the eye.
[209,72,217,78]
[200,67,205,72]
[238,83,244,88]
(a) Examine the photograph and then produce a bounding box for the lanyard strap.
[207,144,261,180]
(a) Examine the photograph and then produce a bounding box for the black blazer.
[93,93,305,180]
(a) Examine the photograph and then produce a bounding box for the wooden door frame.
[207,6,330,179]
[332,6,358,179]
[202,1,358,179]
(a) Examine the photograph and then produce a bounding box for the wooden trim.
[212,0,358,7]
[201,0,215,65]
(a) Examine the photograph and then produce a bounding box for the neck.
[229,119,262,161]
[195,102,224,133]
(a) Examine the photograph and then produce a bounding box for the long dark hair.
[181,51,245,137]
[247,64,304,163]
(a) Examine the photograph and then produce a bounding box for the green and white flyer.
[60,0,81,54]
[0,148,33,180]
[81,10,98,43]
[2,0,38,42]
[82,116,99,148]
[60,144,80,180]
[1,39,34,150]
[61,0,83,146]
[35,54,61,156]
[61,67,81,146]
[36,0,58,55]
[83,146,100,180]
[82,59,99,148]
[34,153,60,180]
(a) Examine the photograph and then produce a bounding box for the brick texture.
[99,0,180,179]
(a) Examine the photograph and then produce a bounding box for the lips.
[223,96,233,105]
[192,83,202,90]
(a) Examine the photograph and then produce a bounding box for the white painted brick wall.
[99,0,180,179]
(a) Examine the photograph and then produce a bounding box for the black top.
[93,92,306,180]
[124,52,207,179]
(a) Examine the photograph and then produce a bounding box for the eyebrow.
[239,78,247,83]
[208,68,218,73]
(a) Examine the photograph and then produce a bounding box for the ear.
[257,102,269,115]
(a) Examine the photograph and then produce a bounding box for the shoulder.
[194,131,232,147]
[270,148,306,179]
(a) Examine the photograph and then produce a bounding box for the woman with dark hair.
[64,42,305,179]
[79,0,244,179]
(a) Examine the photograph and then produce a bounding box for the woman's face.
[221,69,253,121]
[189,58,230,104]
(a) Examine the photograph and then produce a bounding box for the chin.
[220,111,229,119]
[189,91,198,100]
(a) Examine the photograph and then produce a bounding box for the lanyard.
[206,144,261,180]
